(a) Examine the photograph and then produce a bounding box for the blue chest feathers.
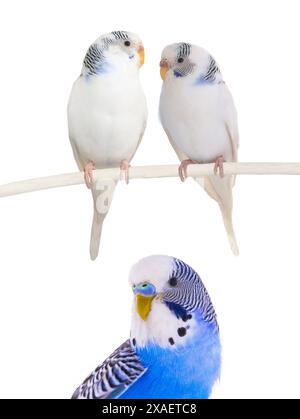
[119,317,221,399]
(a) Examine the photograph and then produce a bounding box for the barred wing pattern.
[72,340,146,399]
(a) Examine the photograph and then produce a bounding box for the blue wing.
[72,340,146,399]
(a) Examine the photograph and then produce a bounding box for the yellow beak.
[136,294,154,321]
[160,60,169,80]
[138,46,145,66]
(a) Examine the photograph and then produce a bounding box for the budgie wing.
[130,116,148,161]
[163,127,190,162]
[72,340,146,399]
[221,82,239,162]
[69,135,84,171]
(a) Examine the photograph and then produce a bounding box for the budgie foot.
[214,156,225,178]
[84,161,95,189]
[178,159,197,182]
[120,160,130,184]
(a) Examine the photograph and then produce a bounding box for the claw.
[84,161,95,189]
[178,159,197,182]
[120,160,130,184]
[214,156,225,178]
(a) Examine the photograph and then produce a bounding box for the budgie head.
[160,43,221,83]
[129,255,218,348]
[82,31,144,77]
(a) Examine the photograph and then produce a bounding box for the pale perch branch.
[1,162,300,198]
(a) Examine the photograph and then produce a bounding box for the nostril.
[142,284,147,288]
[160,59,169,68]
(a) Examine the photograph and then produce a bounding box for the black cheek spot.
[132,338,136,346]
[182,314,192,322]
[177,327,187,337]
[169,337,175,345]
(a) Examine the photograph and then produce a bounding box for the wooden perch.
[1,162,300,198]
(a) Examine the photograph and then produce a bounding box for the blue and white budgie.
[68,31,147,260]
[159,43,239,255]
[72,255,221,399]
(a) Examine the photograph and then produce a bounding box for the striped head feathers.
[160,43,222,83]
[129,255,218,348]
[82,30,144,77]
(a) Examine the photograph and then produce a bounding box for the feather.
[73,256,221,399]
[159,43,239,255]
[89,182,116,260]
[68,31,147,260]
[72,340,146,399]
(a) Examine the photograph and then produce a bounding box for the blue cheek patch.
[173,70,183,78]
[129,54,135,60]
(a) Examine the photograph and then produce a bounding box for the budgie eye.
[124,41,131,47]
[168,277,178,287]
[177,57,184,63]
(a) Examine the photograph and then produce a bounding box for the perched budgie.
[68,31,147,260]
[159,43,239,255]
[72,255,221,399]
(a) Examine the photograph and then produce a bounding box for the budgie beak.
[160,59,169,80]
[136,294,155,321]
[133,282,156,321]
[138,46,145,66]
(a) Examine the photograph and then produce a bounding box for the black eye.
[177,57,184,63]
[124,40,131,47]
[169,277,178,287]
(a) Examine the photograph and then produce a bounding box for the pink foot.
[120,160,130,184]
[214,156,225,178]
[178,159,197,182]
[84,161,95,189]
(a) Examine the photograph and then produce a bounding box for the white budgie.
[159,43,239,255]
[68,31,147,260]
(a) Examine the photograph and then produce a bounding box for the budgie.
[68,31,147,260]
[72,255,221,399]
[159,43,239,255]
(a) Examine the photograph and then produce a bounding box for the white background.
[0,0,299,399]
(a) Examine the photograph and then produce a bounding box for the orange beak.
[138,46,145,66]
[160,59,169,80]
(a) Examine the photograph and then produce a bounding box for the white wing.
[220,82,239,162]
